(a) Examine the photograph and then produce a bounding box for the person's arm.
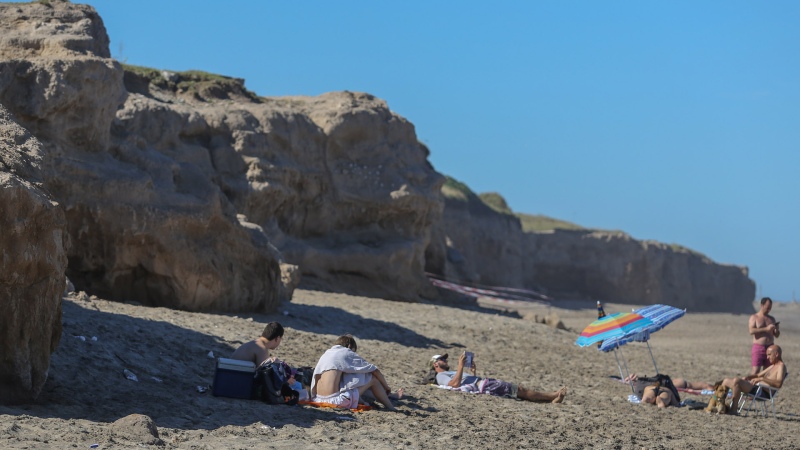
[761,364,786,389]
[749,315,776,335]
[447,353,467,388]
[769,315,781,338]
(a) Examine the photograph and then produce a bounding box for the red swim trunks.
[751,343,771,368]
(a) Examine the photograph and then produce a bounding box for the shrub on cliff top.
[120,64,259,102]
[441,175,474,202]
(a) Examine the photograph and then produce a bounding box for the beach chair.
[737,377,785,418]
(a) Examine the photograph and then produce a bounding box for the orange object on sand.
[298,400,373,412]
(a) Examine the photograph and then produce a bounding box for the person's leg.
[517,386,567,403]
[356,377,396,410]
[655,391,670,408]
[673,378,713,391]
[723,377,752,410]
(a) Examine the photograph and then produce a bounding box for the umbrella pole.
[616,346,635,395]
[612,347,626,380]
[645,341,659,374]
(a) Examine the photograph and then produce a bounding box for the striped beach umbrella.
[599,304,686,374]
[599,304,686,351]
[575,312,654,347]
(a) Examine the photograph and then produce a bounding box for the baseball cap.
[428,353,448,369]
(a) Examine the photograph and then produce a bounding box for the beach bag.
[293,366,314,388]
[252,360,299,405]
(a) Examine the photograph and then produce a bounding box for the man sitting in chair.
[721,344,787,411]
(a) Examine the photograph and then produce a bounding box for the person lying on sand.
[624,373,714,391]
[430,352,567,403]
[721,344,786,411]
[640,384,680,408]
[310,334,400,410]
[230,322,283,367]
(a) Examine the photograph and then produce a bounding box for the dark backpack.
[252,360,299,405]
[293,366,314,388]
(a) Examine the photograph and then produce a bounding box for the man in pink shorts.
[749,297,780,375]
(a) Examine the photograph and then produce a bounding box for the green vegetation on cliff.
[441,176,475,202]
[516,213,585,232]
[441,176,585,232]
[121,64,260,102]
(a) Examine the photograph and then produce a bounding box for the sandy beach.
[1,290,797,449]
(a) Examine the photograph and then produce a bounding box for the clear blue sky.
[72,1,800,301]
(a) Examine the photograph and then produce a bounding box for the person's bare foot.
[389,388,404,400]
[552,387,567,403]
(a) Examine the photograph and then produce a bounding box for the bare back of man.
[230,337,272,367]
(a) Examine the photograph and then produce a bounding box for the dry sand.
[1,289,798,449]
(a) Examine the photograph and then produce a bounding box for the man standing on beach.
[230,322,284,367]
[430,352,567,403]
[749,297,780,375]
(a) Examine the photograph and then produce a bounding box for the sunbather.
[641,384,680,408]
[430,352,567,403]
[624,373,713,391]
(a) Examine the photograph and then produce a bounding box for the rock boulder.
[0,172,67,403]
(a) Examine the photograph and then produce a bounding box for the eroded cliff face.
[1,1,755,317]
[0,1,443,315]
[113,83,444,301]
[522,230,755,313]
[431,189,756,313]
[0,106,67,403]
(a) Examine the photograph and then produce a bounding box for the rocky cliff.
[1,1,756,315]
[430,179,755,313]
[0,1,442,314]
[0,105,67,403]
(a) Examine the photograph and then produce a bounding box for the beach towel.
[676,387,714,396]
[298,400,373,412]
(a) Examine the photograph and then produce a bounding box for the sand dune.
[1,290,797,449]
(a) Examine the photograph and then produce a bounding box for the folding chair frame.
[737,384,780,418]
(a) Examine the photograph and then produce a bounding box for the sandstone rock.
[110,414,163,446]
[0,173,67,403]
[279,263,301,303]
[523,229,755,313]
[0,1,756,314]
[433,187,755,313]
[0,2,282,312]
